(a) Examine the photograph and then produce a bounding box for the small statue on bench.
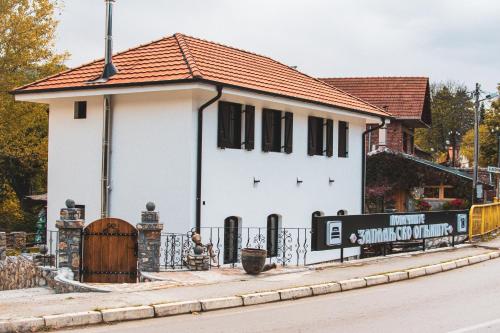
[186,232,217,270]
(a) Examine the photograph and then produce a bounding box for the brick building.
[319,77,432,154]
[319,77,486,212]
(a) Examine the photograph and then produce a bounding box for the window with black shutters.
[338,121,349,158]
[267,214,280,257]
[262,109,292,153]
[326,119,334,157]
[74,101,87,119]
[218,102,255,150]
[218,102,242,149]
[308,116,333,157]
[244,105,255,150]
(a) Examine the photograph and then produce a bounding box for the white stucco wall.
[47,97,103,231]
[198,90,366,263]
[44,85,376,263]
[46,91,197,234]
[110,90,196,233]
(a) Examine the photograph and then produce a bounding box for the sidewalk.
[0,244,495,322]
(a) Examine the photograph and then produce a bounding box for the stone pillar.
[9,232,26,251]
[55,199,84,281]
[0,232,6,261]
[136,202,163,272]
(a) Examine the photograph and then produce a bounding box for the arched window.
[224,216,241,265]
[311,211,324,251]
[267,214,281,257]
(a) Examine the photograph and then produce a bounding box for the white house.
[13,31,390,264]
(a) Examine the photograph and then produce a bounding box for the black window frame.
[266,214,280,257]
[308,116,333,157]
[338,121,349,158]
[218,101,243,150]
[74,101,87,119]
[224,216,241,264]
[261,109,293,154]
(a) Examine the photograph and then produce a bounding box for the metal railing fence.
[161,227,311,270]
[469,202,500,239]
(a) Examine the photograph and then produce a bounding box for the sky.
[55,0,500,94]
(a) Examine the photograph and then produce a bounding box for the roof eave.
[13,78,393,120]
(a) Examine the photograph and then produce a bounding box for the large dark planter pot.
[241,248,267,275]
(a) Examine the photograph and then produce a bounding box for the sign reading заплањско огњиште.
[315,211,468,250]
[357,214,452,245]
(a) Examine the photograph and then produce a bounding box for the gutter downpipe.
[196,85,223,232]
[99,0,118,218]
[361,117,386,214]
[101,95,113,218]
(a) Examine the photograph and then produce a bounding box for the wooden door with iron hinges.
[82,218,137,283]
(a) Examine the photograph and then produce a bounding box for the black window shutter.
[284,112,293,154]
[217,102,227,148]
[308,117,316,156]
[338,121,348,157]
[326,119,333,157]
[244,105,255,150]
[262,109,272,152]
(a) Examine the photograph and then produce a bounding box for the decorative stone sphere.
[65,199,75,208]
[146,202,155,212]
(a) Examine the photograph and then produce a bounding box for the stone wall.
[0,232,6,261]
[137,203,163,273]
[0,255,108,293]
[0,256,46,291]
[56,203,84,281]
[6,232,27,250]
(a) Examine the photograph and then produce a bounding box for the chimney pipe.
[100,0,118,81]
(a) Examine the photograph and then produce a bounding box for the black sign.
[313,210,468,251]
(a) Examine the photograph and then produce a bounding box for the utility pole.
[472,83,481,204]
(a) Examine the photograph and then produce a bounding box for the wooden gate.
[82,218,138,283]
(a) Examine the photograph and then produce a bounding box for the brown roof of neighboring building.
[13,34,390,118]
[320,77,431,126]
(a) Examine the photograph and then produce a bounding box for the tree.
[0,0,67,231]
[415,82,474,159]
[460,84,500,167]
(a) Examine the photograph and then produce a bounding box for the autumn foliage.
[0,0,67,230]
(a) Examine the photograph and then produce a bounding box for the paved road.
[61,259,500,333]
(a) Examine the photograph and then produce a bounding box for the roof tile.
[320,77,429,121]
[14,33,389,118]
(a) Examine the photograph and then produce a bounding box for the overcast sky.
[55,0,500,94]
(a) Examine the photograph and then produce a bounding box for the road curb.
[101,305,154,323]
[153,300,202,317]
[43,311,102,329]
[241,291,281,306]
[364,274,389,286]
[200,296,243,311]
[2,250,499,333]
[339,278,367,291]
[278,286,313,300]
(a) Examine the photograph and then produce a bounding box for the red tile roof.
[320,77,430,125]
[13,34,389,118]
